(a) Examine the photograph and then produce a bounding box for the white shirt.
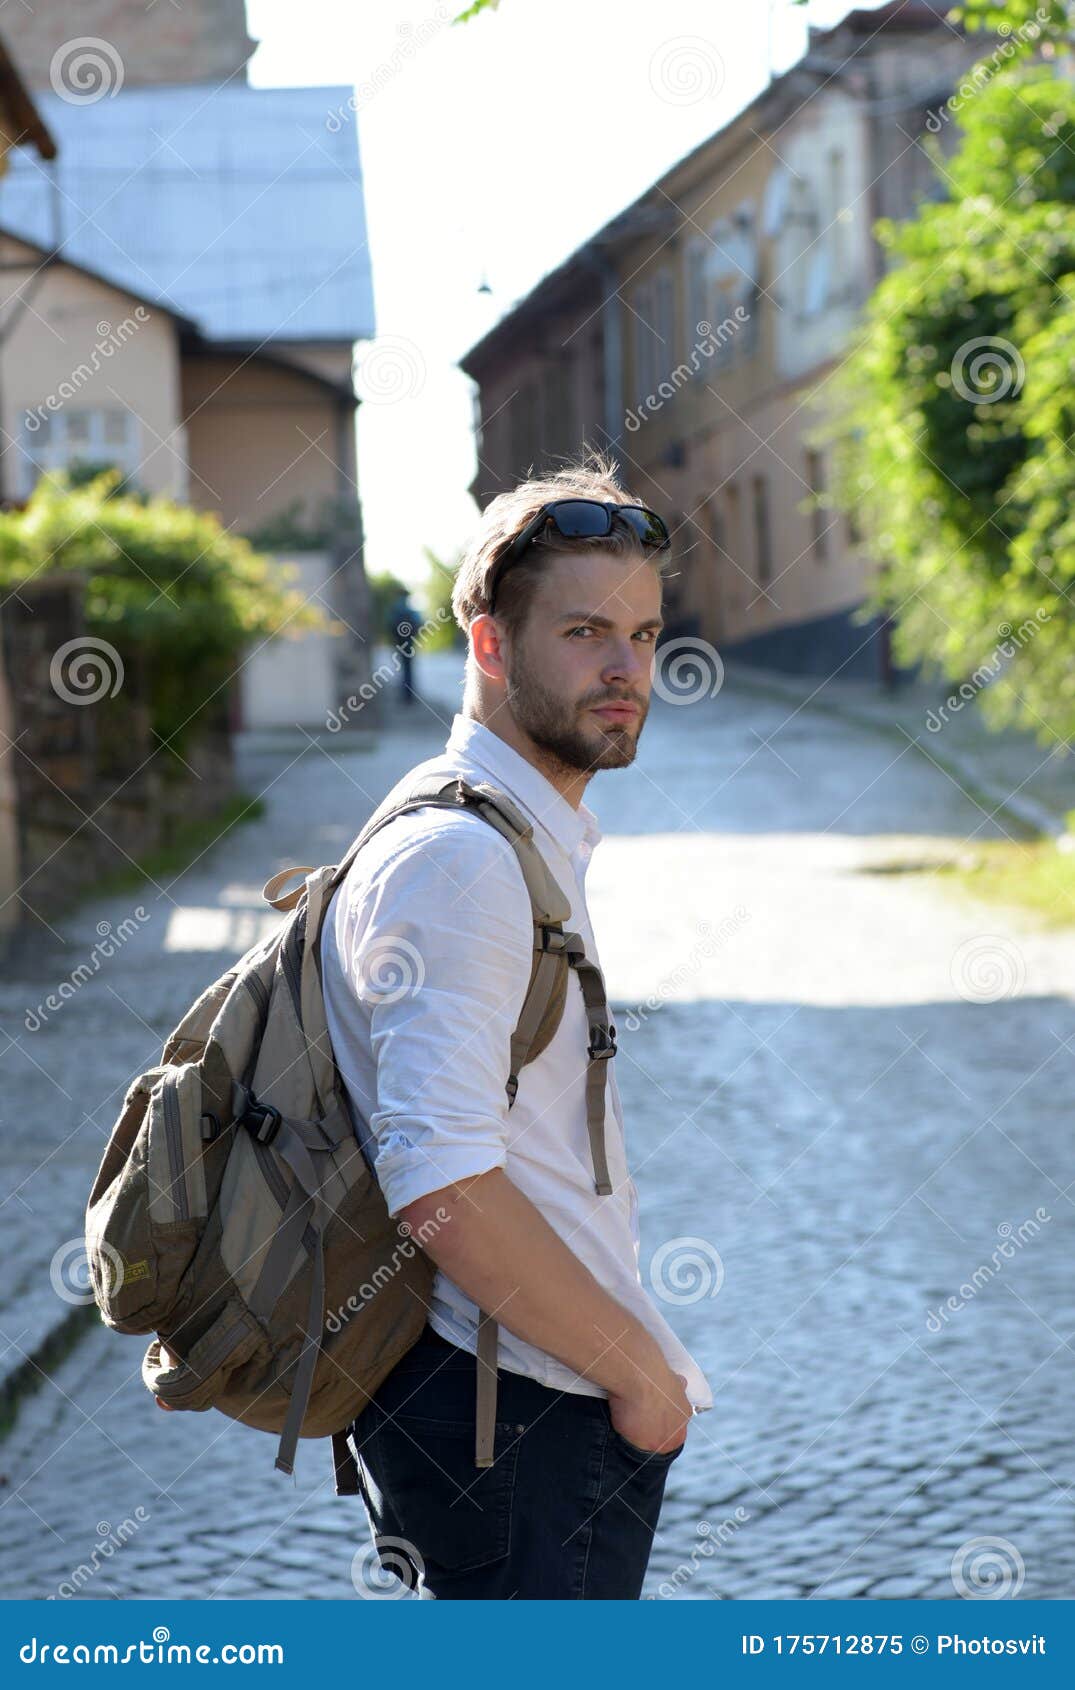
[320,713,713,1412]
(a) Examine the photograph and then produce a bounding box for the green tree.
[825,66,1075,744]
[0,470,329,754]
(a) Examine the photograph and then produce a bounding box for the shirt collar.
[444,714,602,861]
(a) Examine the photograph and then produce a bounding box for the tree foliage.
[0,470,330,752]
[825,67,1075,744]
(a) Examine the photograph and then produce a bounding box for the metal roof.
[0,81,373,344]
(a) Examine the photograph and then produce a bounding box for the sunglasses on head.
[486,498,672,615]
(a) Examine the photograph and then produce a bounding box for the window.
[805,448,829,562]
[19,406,140,497]
[654,268,675,369]
[751,475,772,586]
[510,382,539,476]
[686,240,708,353]
[541,352,574,460]
[633,282,656,399]
[724,481,740,558]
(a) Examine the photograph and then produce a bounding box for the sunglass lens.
[621,508,669,548]
[550,501,613,539]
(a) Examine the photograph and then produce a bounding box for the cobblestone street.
[2,652,1073,1600]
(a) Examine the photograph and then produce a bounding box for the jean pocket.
[605,1410,685,1466]
[361,1410,520,1578]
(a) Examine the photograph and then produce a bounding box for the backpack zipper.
[162,1078,190,1222]
[243,970,270,1020]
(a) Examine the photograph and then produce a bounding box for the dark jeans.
[348,1322,684,1599]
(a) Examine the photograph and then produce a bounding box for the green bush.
[824,68,1075,746]
[0,470,331,753]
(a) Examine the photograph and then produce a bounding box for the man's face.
[501,546,663,773]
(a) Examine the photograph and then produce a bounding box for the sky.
[245,0,895,598]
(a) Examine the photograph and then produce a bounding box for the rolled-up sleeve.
[334,816,534,1217]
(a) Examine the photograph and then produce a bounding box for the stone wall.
[13,0,255,90]
[0,574,235,936]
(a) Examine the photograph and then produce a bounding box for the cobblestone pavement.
[2,651,1073,1600]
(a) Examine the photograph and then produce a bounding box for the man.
[321,453,713,1600]
[387,587,419,707]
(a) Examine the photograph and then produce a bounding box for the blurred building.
[0,1,376,728]
[461,2,988,681]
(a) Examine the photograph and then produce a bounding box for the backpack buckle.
[539,925,567,952]
[588,1023,617,1060]
[244,1100,282,1145]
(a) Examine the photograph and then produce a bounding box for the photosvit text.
[740,1633,1047,1656]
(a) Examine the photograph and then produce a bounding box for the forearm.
[399,1167,674,1402]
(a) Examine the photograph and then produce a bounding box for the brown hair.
[451,446,672,645]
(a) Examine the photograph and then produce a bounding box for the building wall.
[467,283,608,503]
[0,234,188,504]
[180,352,356,536]
[11,0,255,90]
[461,15,987,677]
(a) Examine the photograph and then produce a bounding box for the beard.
[504,637,648,775]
